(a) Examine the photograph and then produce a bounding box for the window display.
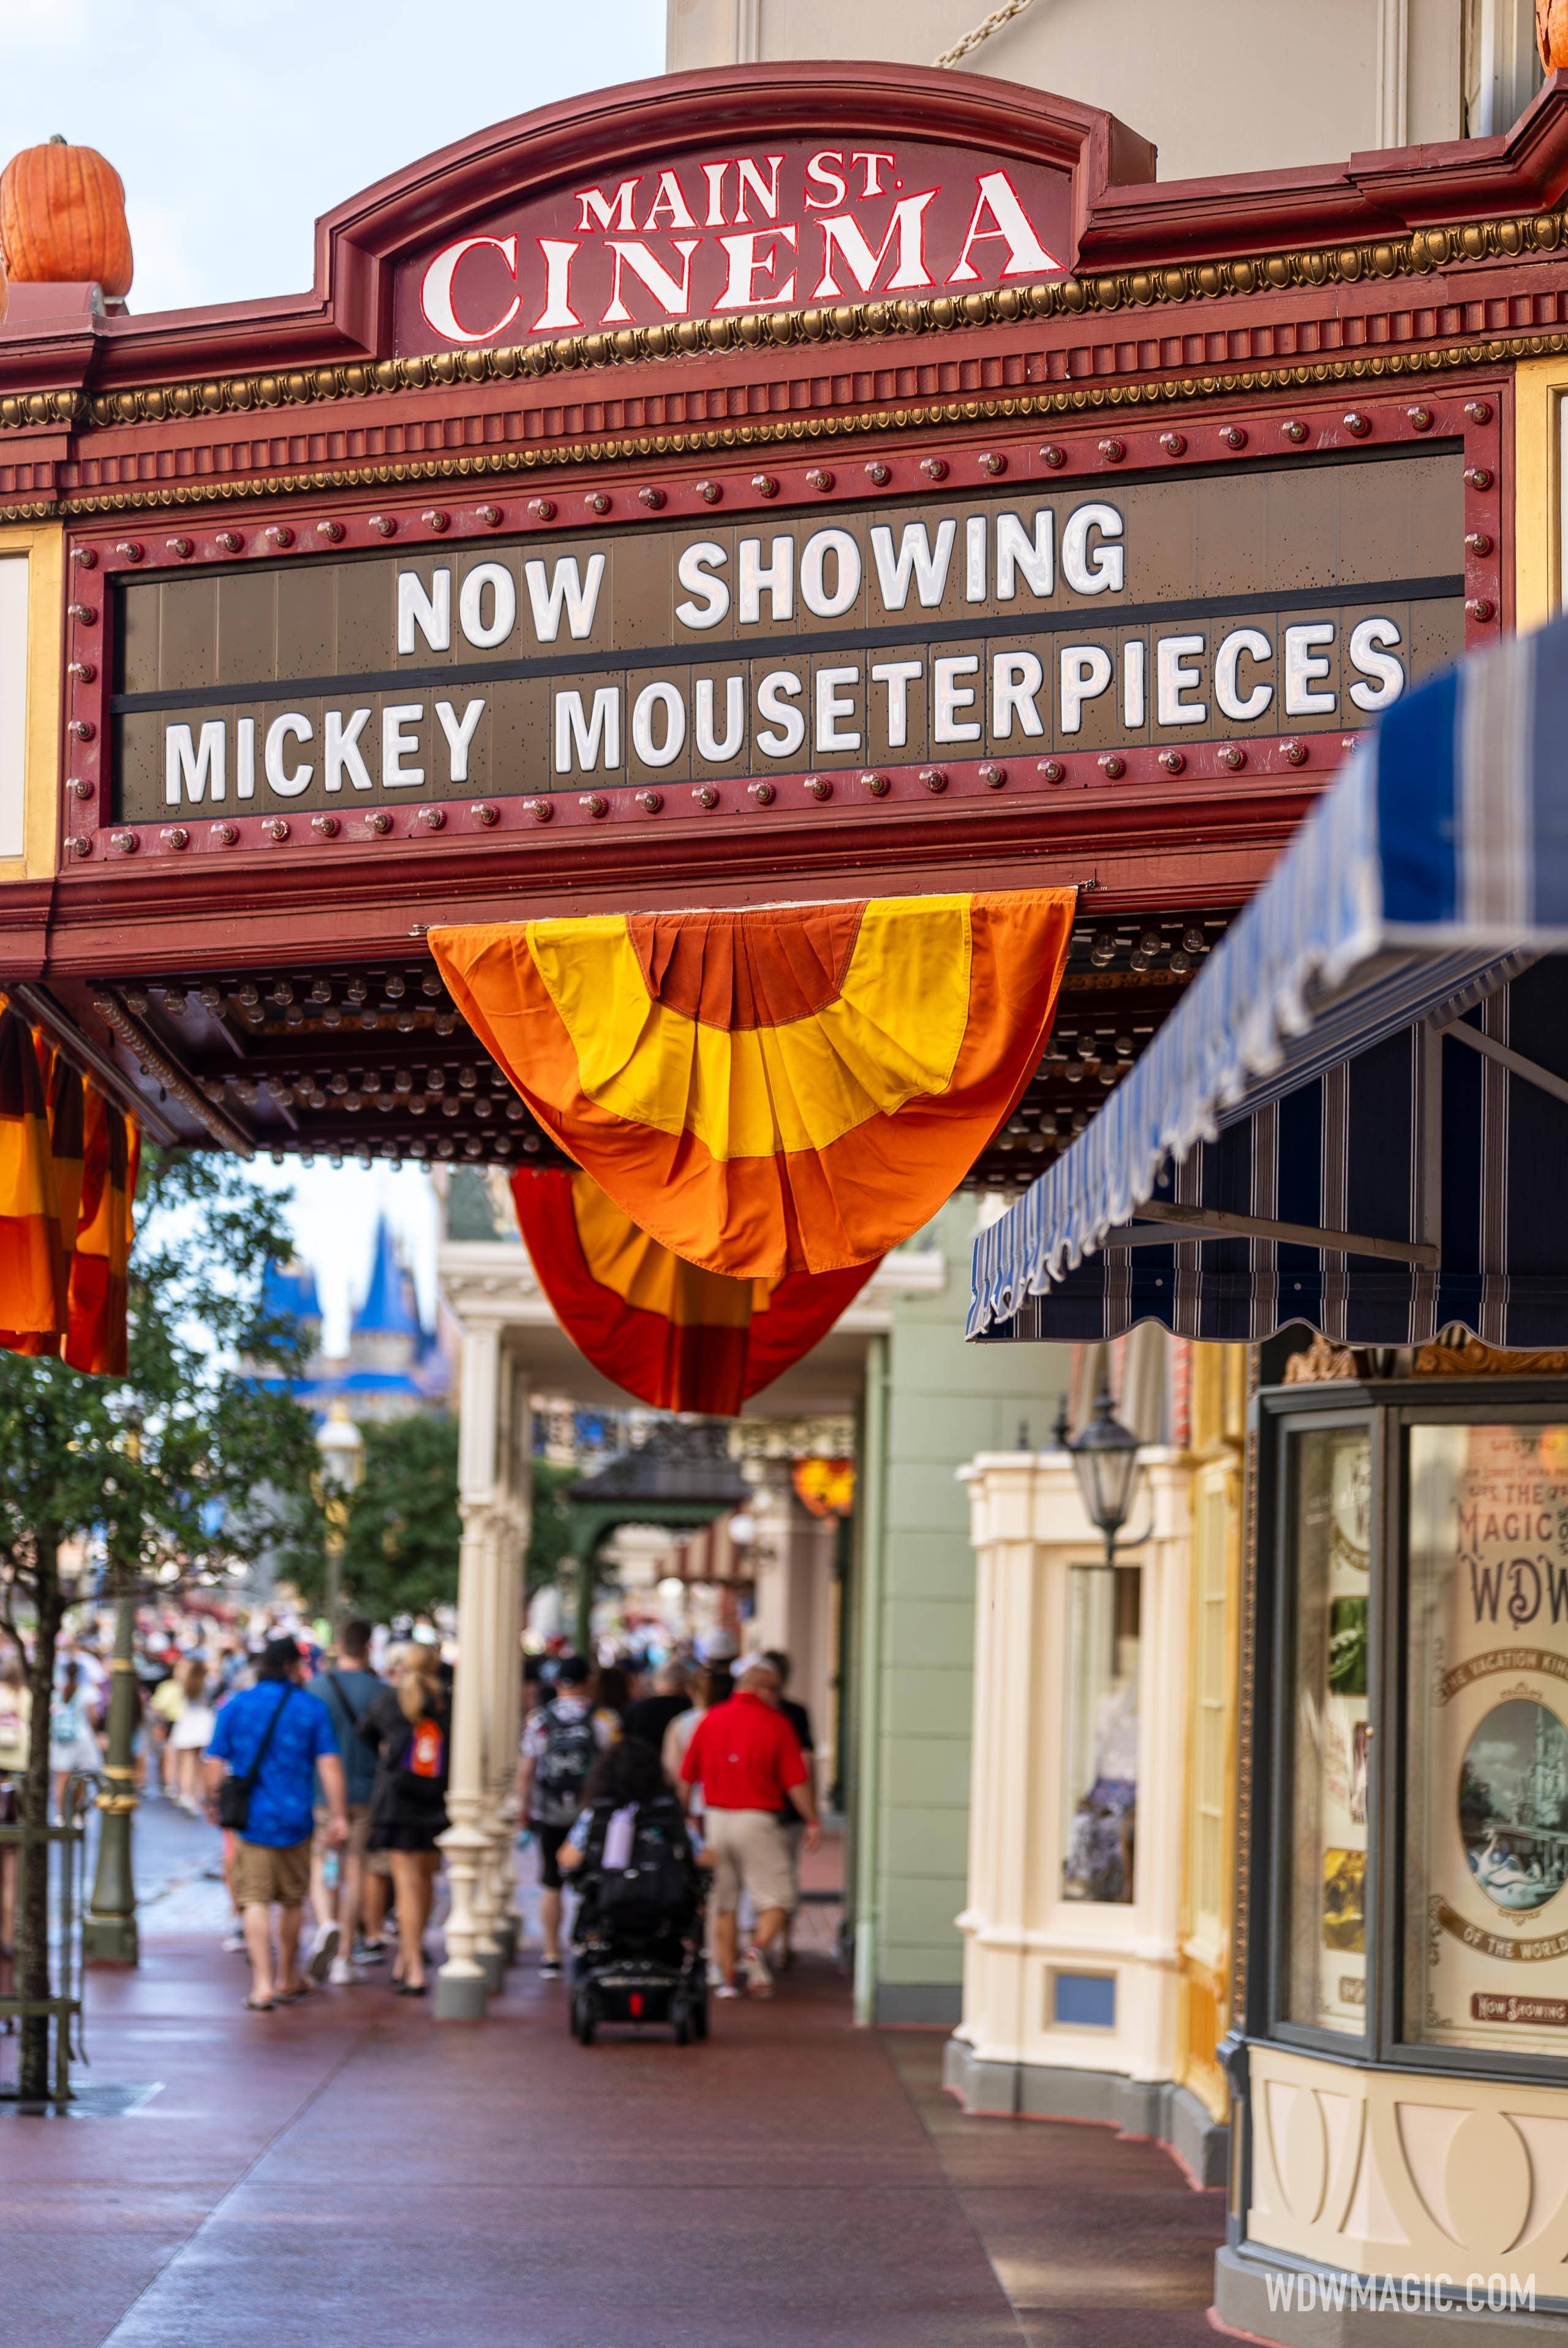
[1285,1425,1372,2035]
[1405,1422,1568,2056]
[1061,1564,1140,1904]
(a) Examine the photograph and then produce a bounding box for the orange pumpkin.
[0,135,132,297]
[1541,0,1568,70]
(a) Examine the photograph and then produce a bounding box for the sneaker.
[328,1955,361,1987]
[743,1944,774,1998]
[221,1927,245,1954]
[306,1920,339,1983]
[352,1937,388,1965]
[706,1960,725,1988]
[538,1957,562,1981]
[714,1979,742,1999]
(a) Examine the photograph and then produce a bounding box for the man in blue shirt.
[206,1636,348,2010]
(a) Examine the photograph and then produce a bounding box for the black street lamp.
[1058,1387,1145,1570]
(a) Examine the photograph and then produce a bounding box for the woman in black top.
[360,1643,450,1996]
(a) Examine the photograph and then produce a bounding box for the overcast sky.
[0,2,663,1337]
[0,0,665,314]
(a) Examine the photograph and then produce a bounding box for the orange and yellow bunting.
[0,1005,69,1347]
[66,1082,138,1376]
[435,889,1074,1280]
[0,999,138,1373]
[513,1168,876,1416]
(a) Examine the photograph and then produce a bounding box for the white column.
[950,1450,1191,2112]
[492,1361,530,1954]
[435,1319,500,2020]
[470,1503,505,1982]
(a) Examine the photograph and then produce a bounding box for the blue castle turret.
[252,1215,450,1424]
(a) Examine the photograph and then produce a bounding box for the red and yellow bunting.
[0,1000,138,1373]
[67,1082,138,1376]
[512,1168,876,1416]
[0,1005,69,1346]
[435,889,1074,1280]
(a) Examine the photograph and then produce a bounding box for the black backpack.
[589,1800,695,1935]
[531,1700,598,1826]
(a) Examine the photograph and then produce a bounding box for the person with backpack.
[358,1643,451,1996]
[516,1654,617,1980]
[304,1618,383,1987]
[557,1735,700,1955]
[203,1636,350,2012]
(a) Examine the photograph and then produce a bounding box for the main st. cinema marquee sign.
[399,138,1070,352]
[118,450,1463,826]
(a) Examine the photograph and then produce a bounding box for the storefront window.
[1284,1425,1372,2035]
[1062,1565,1140,1904]
[1405,1422,1568,2057]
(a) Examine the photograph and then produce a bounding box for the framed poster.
[1406,1421,1568,2056]
[1284,1424,1373,2036]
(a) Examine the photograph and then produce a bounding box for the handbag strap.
[240,1683,294,1791]
[326,1670,370,1734]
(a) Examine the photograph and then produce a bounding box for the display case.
[1221,1377,1568,2333]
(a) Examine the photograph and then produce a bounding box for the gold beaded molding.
[1,204,1564,437]
[0,328,1532,525]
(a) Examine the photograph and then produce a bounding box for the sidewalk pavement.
[3,1822,1224,2347]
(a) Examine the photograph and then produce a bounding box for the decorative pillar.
[436,1320,500,2020]
[947,1448,1200,2164]
[470,1501,507,1992]
[488,1357,529,1962]
[82,1571,139,1966]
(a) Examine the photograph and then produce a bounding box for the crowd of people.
[0,1602,824,2015]
[521,1638,821,2001]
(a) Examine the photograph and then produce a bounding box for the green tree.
[333,1412,461,1620]
[0,1144,322,2099]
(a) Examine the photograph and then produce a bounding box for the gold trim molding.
[0,330,1538,527]
[1,202,1561,437]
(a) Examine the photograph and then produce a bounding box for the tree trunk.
[17,1531,62,2102]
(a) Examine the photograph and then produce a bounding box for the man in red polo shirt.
[680,1650,820,1998]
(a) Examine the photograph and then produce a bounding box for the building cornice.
[0,201,1558,444]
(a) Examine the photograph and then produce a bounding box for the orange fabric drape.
[434,889,1074,1281]
[0,1000,138,1372]
[513,1168,876,1415]
[0,1006,69,1346]
[66,1083,138,1375]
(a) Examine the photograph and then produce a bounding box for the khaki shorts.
[235,1836,311,1909]
[703,1808,795,1915]
[311,1802,371,1863]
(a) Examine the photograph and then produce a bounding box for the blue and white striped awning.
[970,611,1568,1348]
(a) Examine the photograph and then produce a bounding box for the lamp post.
[1058,1387,1145,1571]
[316,1402,364,1635]
[82,1539,141,1967]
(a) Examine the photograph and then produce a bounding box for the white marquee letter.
[1284,621,1336,716]
[1061,504,1123,597]
[420,235,521,345]
[459,562,517,650]
[165,720,225,806]
[1059,645,1113,734]
[265,712,313,796]
[398,569,450,655]
[1215,627,1273,722]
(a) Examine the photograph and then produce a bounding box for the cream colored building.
[668,0,1540,181]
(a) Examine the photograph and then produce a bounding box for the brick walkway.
[2,1835,1224,2347]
